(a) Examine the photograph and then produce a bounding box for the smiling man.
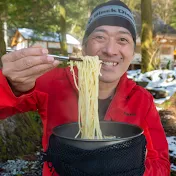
[0,0,170,176]
[83,26,135,99]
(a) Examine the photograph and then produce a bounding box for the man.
[0,0,170,175]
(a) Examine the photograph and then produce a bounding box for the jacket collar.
[115,73,136,100]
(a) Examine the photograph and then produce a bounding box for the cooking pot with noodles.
[43,121,146,176]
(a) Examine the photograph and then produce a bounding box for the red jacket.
[0,67,170,176]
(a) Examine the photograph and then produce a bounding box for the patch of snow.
[127,69,176,104]
[156,107,163,111]
[171,163,176,171]
[167,136,176,172]
[167,136,176,158]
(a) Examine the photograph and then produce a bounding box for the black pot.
[45,121,146,175]
[52,121,143,150]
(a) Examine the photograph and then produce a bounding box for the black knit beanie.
[82,0,136,45]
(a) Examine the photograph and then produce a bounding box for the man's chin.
[99,76,120,84]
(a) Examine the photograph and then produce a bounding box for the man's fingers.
[30,44,43,48]
[5,60,59,84]
[2,47,48,62]
[19,60,59,77]
[10,65,54,93]
[13,55,55,71]
[27,67,56,83]
[11,67,53,86]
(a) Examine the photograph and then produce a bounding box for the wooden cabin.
[11,28,81,55]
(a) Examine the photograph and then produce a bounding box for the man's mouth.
[102,61,118,66]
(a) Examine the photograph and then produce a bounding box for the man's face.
[83,25,134,84]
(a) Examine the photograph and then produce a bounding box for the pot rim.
[52,121,144,142]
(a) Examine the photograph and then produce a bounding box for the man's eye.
[95,36,104,40]
[117,38,129,45]
[120,38,128,42]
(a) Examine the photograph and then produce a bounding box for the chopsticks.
[6,49,82,62]
[48,54,82,61]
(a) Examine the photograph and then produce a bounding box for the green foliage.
[0,0,109,41]
[153,0,174,25]
[0,0,108,56]
[7,0,59,32]
[28,111,40,122]
[171,0,176,28]
[121,0,140,11]
[65,0,107,39]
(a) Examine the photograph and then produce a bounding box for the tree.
[59,0,67,55]
[0,20,6,68]
[0,0,8,68]
[170,0,176,28]
[153,0,174,25]
[141,0,154,73]
[65,0,107,39]
[7,0,59,32]
[121,0,140,11]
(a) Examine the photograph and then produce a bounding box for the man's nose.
[102,38,120,56]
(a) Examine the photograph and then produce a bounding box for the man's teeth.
[103,61,118,66]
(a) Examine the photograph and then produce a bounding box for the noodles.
[69,56,103,139]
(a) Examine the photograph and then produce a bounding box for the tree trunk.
[141,0,154,73]
[0,112,42,162]
[60,0,67,56]
[0,19,6,68]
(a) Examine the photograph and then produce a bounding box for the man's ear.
[132,45,135,57]
[82,45,86,56]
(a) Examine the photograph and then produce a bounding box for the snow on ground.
[167,136,176,171]
[127,68,176,104]
[0,152,42,176]
[0,159,41,176]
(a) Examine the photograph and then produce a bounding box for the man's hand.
[2,46,60,94]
